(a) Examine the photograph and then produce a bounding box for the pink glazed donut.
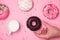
[43,4,59,19]
[0,4,9,20]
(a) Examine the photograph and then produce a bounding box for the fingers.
[42,20,49,26]
[34,31,49,39]
[34,27,48,38]
[41,28,48,35]
[34,27,48,35]
[34,29,42,35]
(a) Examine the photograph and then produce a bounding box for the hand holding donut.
[34,21,60,40]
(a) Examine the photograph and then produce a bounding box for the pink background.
[0,0,60,40]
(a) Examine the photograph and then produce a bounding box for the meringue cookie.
[8,20,20,34]
[18,0,33,11]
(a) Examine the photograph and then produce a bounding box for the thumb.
[42,20,52,29]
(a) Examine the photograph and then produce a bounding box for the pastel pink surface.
[0,0,60,40]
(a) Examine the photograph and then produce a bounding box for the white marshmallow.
[18,0,33,11]
[8,20,19,34]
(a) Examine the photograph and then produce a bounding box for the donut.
[27,16,41,31]
[0,4,9,20]
[18,0,33,11]
[43,4,59,19]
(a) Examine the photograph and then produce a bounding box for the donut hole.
[32,21,37,27]
[47,8,53,14]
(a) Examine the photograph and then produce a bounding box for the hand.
[34,21,60,40]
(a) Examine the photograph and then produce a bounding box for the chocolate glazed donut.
[27,16,41,31]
